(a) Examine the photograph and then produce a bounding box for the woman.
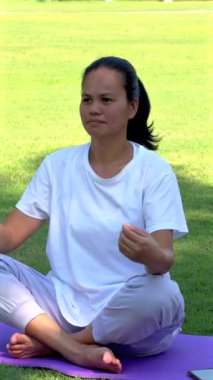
[0,56,188,373]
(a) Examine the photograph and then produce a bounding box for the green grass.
[0,0,213,379]
[1,0,213,12]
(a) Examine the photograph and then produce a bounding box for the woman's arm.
[119,224,174,275]
[0,208,44,253]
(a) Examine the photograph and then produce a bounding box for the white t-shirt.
[16,142,188,326]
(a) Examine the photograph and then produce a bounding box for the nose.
[89,100,101,115]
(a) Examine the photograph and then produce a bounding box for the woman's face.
[80,67,138,140]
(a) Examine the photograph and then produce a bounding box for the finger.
[129,225,149,237]
[123,224,148,237]
[119,231,138,251]
[119,241,129,256]
[118,240,135,259]
[119,232,144,258]
[121,225,146,244]
[121,225,138,242]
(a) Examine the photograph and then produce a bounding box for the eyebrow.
[81,92,113,97]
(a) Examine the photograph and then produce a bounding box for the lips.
[87,120,105,127]
[88,120,105,124]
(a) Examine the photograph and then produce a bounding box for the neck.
[89,138,132,164]
[89,139,134,179]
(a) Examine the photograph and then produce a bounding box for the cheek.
[112,105,129,121]
[79,104,86,121]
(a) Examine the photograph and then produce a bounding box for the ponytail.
[127,79,160,150]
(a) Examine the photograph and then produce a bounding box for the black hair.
[82,56,160,150]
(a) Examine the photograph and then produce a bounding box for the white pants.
[0,254,184,356]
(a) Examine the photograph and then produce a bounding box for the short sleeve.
[143,171,188,239]
[16,157,51,220]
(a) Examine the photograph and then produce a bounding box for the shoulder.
[46,143,88,161]
[42,143,89,170]
[133,143,173,176]
[33,144,89,182]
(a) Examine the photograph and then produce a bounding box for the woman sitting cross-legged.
[0,56,188,373]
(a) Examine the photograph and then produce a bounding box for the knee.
[106,274,184,330]
[127,274,184,321]
[127,274,181,302]
[92,274,184,346]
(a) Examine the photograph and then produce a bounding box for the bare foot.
[61,342,122,373]
[7,333,121,373]
[7,333,53,359]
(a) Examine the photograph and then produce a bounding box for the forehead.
[82,67,125,93]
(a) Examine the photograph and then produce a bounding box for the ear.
[128,99,139,119]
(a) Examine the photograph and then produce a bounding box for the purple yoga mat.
[0,322,212,379]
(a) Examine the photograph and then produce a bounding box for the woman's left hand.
[118,224,174,274]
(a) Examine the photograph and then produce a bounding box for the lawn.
[0,0,213,379]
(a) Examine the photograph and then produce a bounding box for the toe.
[103,351,113,364]
[102,350,122,373]
[9,333,24,345]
